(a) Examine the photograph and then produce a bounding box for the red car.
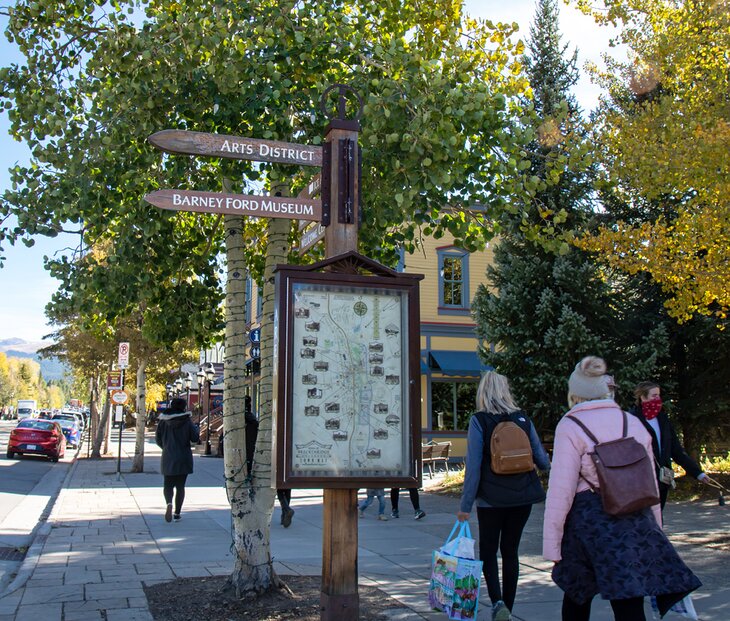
[6,419,67,462]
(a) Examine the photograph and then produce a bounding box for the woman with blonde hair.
[543,356,700,620]
[457,371,550,621]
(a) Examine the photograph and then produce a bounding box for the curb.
[0,442,82,600]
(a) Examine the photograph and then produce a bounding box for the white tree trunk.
[131,359,147,472]
[226,188,290,596]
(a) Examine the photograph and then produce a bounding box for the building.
[401,234,492,458]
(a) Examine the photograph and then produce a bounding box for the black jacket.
[627,407,702,479]
[155,412,200,476]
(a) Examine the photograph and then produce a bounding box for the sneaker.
[390,510,399,519]
[282,508,295,528]
[492,600,511,621]
[378,514,388,521]
[359,510,365,518]
[165,503,173,523]
[414,509,426,520]
[173,514,181,521]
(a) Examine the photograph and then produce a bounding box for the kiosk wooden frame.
[274,252,423,489]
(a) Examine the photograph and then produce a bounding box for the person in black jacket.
[457,372,550,621]
[243,396,295,528]
[155,397,200,522]
[628,381,709,509]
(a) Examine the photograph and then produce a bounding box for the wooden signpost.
[146,85,421,621]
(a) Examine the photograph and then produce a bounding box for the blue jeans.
[359,489,385,515]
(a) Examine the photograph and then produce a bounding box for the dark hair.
[633,381,660,406]
[168,397,187,413]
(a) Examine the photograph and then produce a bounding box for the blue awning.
[428,350,491,376]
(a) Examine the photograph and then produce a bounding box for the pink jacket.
[542,399,662,561]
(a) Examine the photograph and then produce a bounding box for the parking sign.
[118,342,130,368]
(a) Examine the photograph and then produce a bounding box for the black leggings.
[390,488,420,512]
[562,594,646,621]
[476,504,532,611]
[163,474,188,515]
[277,488,292,511]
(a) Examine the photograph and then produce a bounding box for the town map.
[289,283,410,477]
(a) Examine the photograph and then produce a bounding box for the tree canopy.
[572,0,730,322]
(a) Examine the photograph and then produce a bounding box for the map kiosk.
[274,252,423,489]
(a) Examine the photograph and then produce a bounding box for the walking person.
[628,381,710,510]
[457,371,550,621]
[243,396,295,527]
[155,397,200,522]
[544,357,701,621]
[390,488,425,520]
[358,488,388,520]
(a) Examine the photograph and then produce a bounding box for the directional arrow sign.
[145,189,321,222]
[299,224,325,255]
[149,130,322,167]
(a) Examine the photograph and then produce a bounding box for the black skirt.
[552,491,700,616]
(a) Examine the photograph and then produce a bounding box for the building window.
[437,248,469,313]
[256,284,263,321]
[431,380,478,431]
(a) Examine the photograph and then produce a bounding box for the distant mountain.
[0,338,70,381]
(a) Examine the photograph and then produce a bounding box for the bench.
[422,441,451,478]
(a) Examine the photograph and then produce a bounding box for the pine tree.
[473,0,663,431]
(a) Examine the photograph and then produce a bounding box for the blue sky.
[0,0,618,344]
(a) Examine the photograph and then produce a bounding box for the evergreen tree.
[473,0,664,432]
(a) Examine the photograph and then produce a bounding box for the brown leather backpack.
[566,410,660,516]
[490,414,534,475]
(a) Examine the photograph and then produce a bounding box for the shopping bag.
[668,595,698,620]
[650,595,698,620]
[429,521,482,620]
[440,520,476,559]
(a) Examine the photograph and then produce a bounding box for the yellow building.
[240,234,492,460]
[402,234,493,459]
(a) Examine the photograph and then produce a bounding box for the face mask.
[641,396,662,420]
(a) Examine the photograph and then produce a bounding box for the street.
[0,421,72,525]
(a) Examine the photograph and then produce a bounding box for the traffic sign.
[249,346,261,359]
[148,130,322,167]
[249,328,261,344]
[144,190,321,222]
[107,370,123,391]
[118,342,130,368]
[110,390,129,405]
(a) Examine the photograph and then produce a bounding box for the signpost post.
[116,343,129,480]
[145,86,420,621]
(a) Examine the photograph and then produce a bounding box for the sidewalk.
[0,431,728,621]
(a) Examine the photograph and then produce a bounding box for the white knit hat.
[568,356,611,401]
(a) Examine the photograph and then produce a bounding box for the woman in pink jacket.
[543,357,700,621]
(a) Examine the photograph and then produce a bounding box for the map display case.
[274,253,423,488]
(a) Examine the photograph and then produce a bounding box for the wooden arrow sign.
[149,130,322,167]
[145,189,321,221]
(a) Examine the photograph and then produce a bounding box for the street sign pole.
[116,369,125,480]
[319,85,363,621]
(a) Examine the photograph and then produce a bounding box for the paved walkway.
[0,431,728,620]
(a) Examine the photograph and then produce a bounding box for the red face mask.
[641,396,662,420]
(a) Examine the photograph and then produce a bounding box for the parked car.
[55,419,81,448]
[53,411,85,432]
[7,419,66,462]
